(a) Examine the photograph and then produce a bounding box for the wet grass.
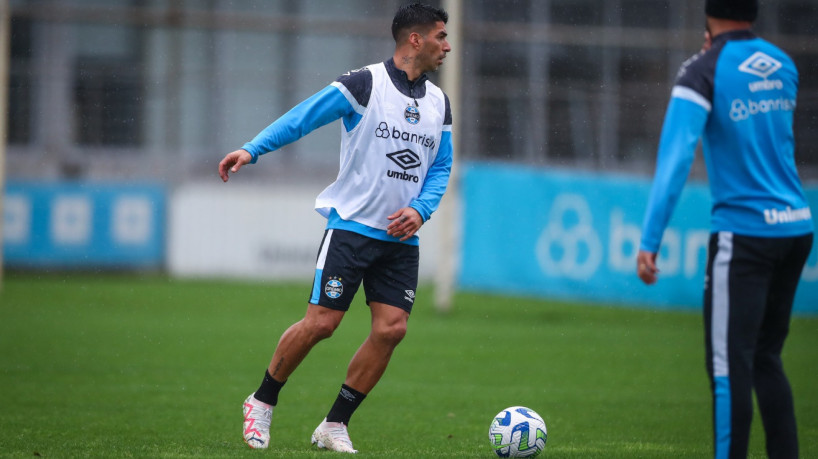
[0,272,816,458]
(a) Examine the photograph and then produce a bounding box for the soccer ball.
[488,406,547,458]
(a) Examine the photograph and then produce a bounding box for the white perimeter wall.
[168,183,443,281]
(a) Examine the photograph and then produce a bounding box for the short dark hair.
[391,3,448,42]
[705,0,758,22]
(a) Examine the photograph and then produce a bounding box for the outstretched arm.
[217,84,357,182]
[241,85,355,163]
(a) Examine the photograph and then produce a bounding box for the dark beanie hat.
[706,0,758,21]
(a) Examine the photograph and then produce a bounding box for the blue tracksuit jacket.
[640,30,813,253]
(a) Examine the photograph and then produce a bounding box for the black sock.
[326,384,367,425]
[253,370,285,406]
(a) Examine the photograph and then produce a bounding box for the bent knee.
[301,316,341,342]
[309,320,339,341]
[373,322,407,345]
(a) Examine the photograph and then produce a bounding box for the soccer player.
[217,3,452,454]
[636,0,813,457]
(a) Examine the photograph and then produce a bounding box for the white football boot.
[311,418,358,453]
[242,394,272,449]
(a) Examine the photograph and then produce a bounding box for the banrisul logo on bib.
[404,104,420,124]
[374,122,436,150]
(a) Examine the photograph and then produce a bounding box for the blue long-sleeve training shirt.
[640,30,813,253]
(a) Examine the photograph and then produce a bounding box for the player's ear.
[409,31,422,49]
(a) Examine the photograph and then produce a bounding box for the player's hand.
[637,250,659,285]
[386,208,422,241]
[218,149,253,182]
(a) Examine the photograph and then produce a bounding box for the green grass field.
[0,273,816,458]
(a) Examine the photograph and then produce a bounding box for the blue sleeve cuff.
[409,203,431,222]
[241,144,260,164]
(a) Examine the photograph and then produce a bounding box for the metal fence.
[7,0,818,183]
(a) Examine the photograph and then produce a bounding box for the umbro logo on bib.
[387,149,421,170]
[386,149,421,183]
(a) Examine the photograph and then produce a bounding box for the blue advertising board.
[459,162,818,314]
[3,182,166,268]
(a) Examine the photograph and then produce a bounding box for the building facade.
[7,0,818,183]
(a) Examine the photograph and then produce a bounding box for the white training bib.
[315,62,446,230]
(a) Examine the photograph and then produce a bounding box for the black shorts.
[308,229,419,313]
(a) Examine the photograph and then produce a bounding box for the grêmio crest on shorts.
[315,62,447,231]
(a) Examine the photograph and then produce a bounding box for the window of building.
[73,23,143,147]
[8,16,33,144]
